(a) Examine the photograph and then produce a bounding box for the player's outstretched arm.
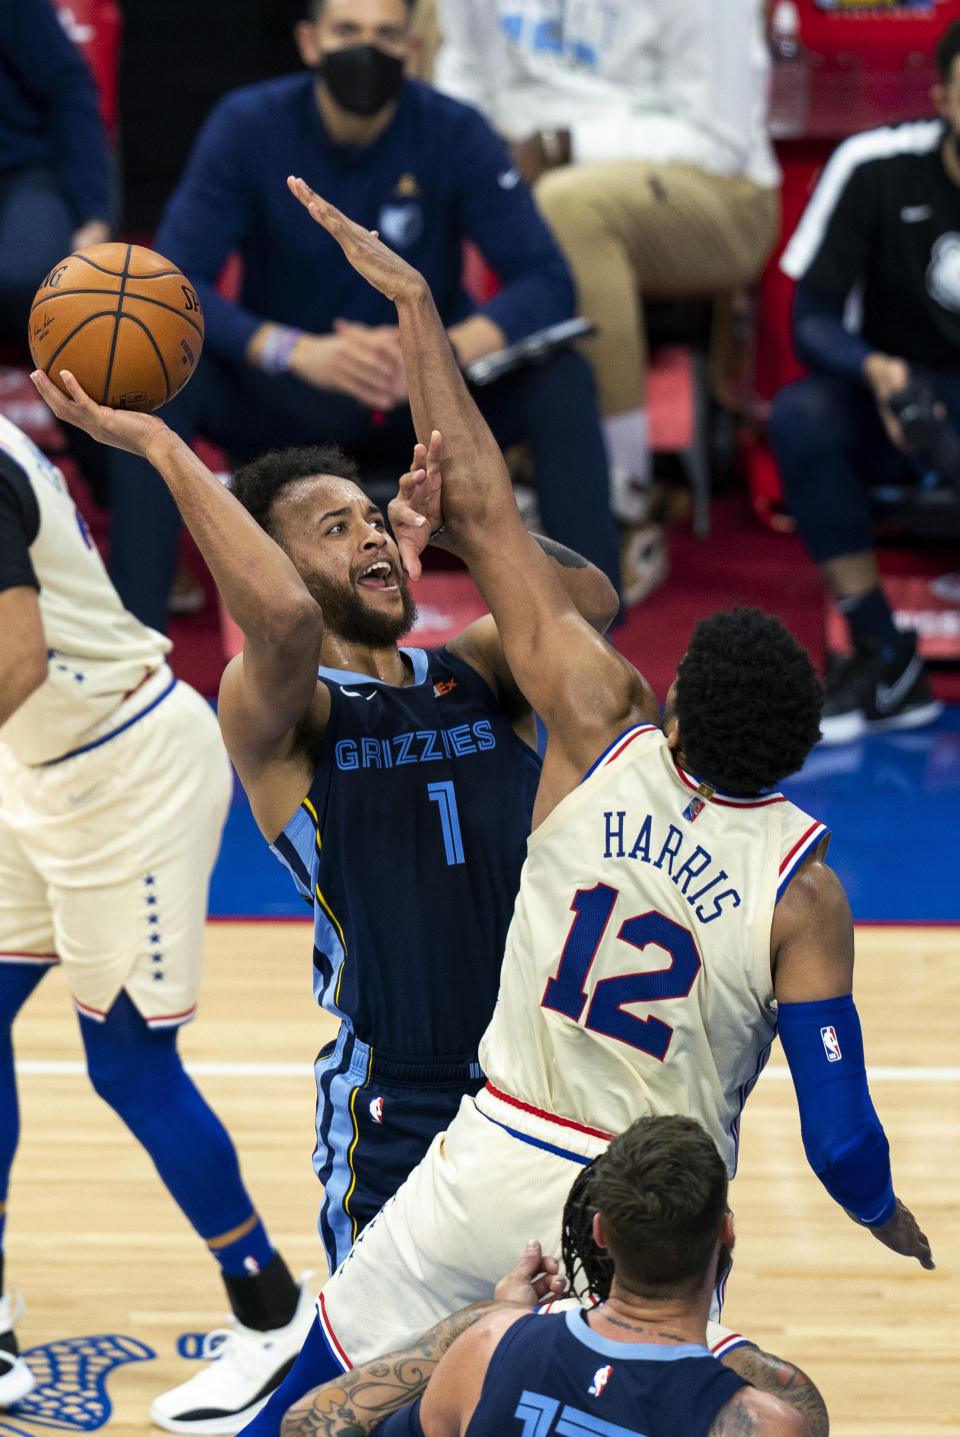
[30,368,325,759]
[288,179,655,787]
[771,861,934,1269]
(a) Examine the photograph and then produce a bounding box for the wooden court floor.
[5,921,959,1436]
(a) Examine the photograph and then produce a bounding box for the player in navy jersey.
[29,371,618,1431]
[278,1117,822,1437]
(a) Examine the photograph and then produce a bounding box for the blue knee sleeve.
[778,995,895,1226]
[80,992,262,1245]
[236,1315,344,1436]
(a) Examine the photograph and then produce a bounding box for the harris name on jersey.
[602,809,741,926]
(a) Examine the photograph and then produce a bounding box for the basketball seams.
[72,252,183,280]
[28,288,203,340]
[114,312,172,403]
[29,241,201,411]
[102,245,132,404]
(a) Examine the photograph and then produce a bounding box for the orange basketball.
[28,242,204,412]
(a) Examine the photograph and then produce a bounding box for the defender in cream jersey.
[0,415,315,1432]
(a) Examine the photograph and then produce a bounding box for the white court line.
[12,1060,960,1081]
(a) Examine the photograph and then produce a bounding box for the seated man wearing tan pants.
[435,0,780,591]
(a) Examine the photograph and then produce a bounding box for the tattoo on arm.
[532,534,588,569]
[709,1390,758,1435]
[722,1345,828,1437]
[280,1302,495,1437]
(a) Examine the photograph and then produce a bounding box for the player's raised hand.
[288,175,428,306]
[388,430,445,581]
[862,1198,934,1269]
[494,1240,567,1309]
[31,369,167,458]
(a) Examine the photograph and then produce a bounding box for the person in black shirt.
[767,21,960,744]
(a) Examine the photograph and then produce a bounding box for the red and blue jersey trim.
[776,821,831,902]
[582,725,660,783]
[675,766,787,809]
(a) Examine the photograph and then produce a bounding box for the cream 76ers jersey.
[0,415,170,764]
[479,724,829,1176]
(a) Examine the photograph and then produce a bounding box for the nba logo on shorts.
[369,1096,384,1125]
[588,1364,613,1397]
[820,1026,842,1062]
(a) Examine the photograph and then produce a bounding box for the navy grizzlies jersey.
[465,1310,746,1437]
[270,646,542,1059]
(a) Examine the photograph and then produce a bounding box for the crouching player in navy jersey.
[30,358,618,1430]
[279,1118,825,1437]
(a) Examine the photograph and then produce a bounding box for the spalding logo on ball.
[28,242,204,413]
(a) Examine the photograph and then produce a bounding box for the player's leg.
[39,684,310,1431]
[769,372,940,741]
[0,806,59,1407]
[313,1036,482,1276]
[535,160,777,521]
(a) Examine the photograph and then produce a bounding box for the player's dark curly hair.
[230,444,361,542]
[561,1157,613,1303]
[673,608,823,795]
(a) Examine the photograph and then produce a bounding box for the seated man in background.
[107,0,620,633]
[768,20,960,744]
[280,1117,825,1437]
[435,0,780,575]
[0,0,113,345]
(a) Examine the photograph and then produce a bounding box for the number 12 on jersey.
[541,884,702,1060]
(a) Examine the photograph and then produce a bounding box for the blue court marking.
[0,1333,154,1433]
[208,709,960,923]
[781,707,960,922]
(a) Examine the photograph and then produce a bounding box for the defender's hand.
[862,1198,934,1269]
[287,175,429,306]
[388,430,444,581]
[31,369,167,458]
[494,1240,567,1308]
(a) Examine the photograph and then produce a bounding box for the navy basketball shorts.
[312,1024,484,1276]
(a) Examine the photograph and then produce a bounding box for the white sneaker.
[149,1276,316,1434]
[610,468,654,525]
[0,1291,35,1408]
[620,523,669,607]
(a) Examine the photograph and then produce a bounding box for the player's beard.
[304,565,417,647]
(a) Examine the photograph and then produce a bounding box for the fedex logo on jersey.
[820,1026,842,1062]
[588,1364,613,1397]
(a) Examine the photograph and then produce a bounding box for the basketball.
[28,242,204,412]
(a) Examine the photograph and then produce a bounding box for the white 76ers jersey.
[479,724,828,1176]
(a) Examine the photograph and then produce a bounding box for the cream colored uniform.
[318,723,827,1368]
[0,415,231,1026]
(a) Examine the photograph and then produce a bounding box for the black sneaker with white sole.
[820,633,943,745]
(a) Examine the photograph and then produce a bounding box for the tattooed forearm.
[532,534,588,569]
[721,1344,828,1437]
[280,1302,497,1437]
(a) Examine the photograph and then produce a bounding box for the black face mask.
[319,44,405,117]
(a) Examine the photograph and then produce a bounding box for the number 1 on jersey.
[542,884,702,1061]
[427,780,465,866]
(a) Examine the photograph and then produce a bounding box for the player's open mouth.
[357,560,398,592]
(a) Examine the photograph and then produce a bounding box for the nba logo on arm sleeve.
[820,1026,842,1062]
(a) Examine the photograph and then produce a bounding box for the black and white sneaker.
[149,1276,316,1433]
[0,1292,35,1408]
[820,633,943,745]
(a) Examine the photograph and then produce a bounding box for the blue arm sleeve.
[792,284,872,381]
[777,995,896,1227]
[369,1398,425,1437]
[450,109,574,342]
